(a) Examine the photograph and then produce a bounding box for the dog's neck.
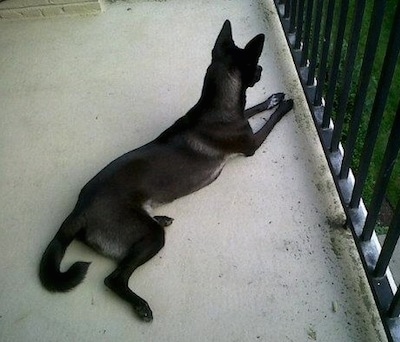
[196,63,246,120]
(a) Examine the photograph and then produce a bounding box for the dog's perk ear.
[245,34,265,60]
[212,20,234,59]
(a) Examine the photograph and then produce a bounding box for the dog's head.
[212,20,265,88]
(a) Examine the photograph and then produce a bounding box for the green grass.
[327,0,400,210]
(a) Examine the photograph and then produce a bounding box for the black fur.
[39,20,293,322]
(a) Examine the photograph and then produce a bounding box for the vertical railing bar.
[295,0,306,49]
[322,1,349,129]
[300,0,314,67]
[289,0,298,33]
[374,199,400,278]
[350,0,400,209]
[330,0,367,154]
[388,285,400,318]
[362,101,400,241]
[339,0,387,180]
[306,0,324,85]
[314,0,335,106]
[284,0,291,18]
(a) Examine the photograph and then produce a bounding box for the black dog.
[39,20,293,322]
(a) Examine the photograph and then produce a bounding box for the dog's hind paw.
[154,215,174,227]
[134,302,153,322]
[265,93,285,110]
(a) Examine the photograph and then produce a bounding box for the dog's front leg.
[246,99,293,156]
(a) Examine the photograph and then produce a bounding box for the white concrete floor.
[0,0,388,341]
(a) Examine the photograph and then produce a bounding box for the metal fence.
[274,0,400,340]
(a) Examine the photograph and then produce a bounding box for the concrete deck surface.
[0,0,388,341]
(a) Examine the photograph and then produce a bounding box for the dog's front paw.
[280,99,294,112]
[265,93,285,110]
[275,99,294,118]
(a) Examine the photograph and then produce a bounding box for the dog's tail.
[39,214,90,292]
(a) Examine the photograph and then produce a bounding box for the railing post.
[314,0,334,107]
[361,101,400,241]
[294,0,306,50]
[389,286,400,318]
[322,0,349,129]
[330,0,367,154]
[374,199,400,278]
[300,0,314,67]
[289,0,297,33]
[306,0,323,87]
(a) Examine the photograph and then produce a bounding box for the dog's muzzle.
[249,65,262,87]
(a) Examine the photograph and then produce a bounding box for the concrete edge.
[0,0,102,19]
[260,0,388,339]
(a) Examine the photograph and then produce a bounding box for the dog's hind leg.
[104,217,165,322]
[153,215,174,227]
[244,92,285,119]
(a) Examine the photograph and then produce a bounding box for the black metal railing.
[274,0,400,341]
